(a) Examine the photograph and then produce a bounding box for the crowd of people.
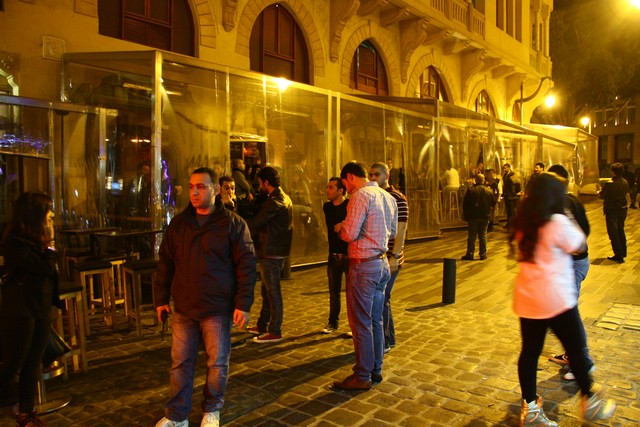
[2,156,634,427]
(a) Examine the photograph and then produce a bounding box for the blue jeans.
[327,255,348,326]
[466,218,489,257]
[257,258,285,335]
[346,257,390,380]
[573,256,590,294]
[165,313,231,421]
[383,266,400,348]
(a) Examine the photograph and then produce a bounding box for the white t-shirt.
[513,214,585,319]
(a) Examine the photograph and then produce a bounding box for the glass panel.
[160,62,228,225]
[125,0,145,16]
[264,77,329,265]
[150,0,170,23]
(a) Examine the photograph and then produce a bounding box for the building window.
[598,136,608,164]
[496,0,504,30]
[475,90,497,117]
[97,0,194,56]
[628,105,636,125]
[594,110,604,128]
[350,40,389,96]
[250,4,310,84]
[614,133,633,162]
[418,66,449,102]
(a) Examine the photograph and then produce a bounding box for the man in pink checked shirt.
[332,162,397,390]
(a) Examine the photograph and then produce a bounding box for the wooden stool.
[62,247,91,280]
[448,190,460,221]
[73,259,116,336]
[123,259,159,337]
[56,281,88,374]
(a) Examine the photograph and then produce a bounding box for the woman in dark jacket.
[0,191,59,427]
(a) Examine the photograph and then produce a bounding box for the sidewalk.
[1,198,638,426]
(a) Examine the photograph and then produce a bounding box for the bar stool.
[35,361,71,414]
[447,190,461,222]
[73,259,116,336]
[56,281,88,375]
[62,247,92,280]
[123,258,159,337]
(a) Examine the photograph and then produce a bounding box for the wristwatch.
[391,254,401,259]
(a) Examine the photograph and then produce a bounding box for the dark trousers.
[0,316,49,413]
[326,254,348,326]
[257,258,285,335]
[605,209,627,258]
[466,218,489,257]
[505,198,518,231]
[518,306,593,402]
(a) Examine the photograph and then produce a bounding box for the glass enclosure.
[0,95,113,239]
[53,50,598,266]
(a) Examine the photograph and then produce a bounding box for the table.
[58,227,120,252]
[92,229,164,258]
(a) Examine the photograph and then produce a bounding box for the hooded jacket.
[154,199,256,319]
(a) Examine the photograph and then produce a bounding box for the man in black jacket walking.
[154,167,256,427]
[461,174,494,260]
[245,166,294,343]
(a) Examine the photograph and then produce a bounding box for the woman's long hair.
[3,191,53,247]
[513,173,566,262]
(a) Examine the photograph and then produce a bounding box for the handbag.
[42,326,72,366]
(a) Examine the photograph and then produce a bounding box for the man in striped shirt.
[369,162,408,353]
[333,162,397,390]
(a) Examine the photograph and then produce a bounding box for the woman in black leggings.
[512,173,615,427]
[0,191,59,427]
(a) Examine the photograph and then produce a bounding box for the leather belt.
[329,253,348,261]
[349,254,384,264]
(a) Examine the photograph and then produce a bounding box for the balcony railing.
[429,0,485,38]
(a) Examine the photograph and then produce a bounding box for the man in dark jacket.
[502,163,522,233]
[598,162,629,263]
[245,166,293,343]
[154,167,256,427]
[461,174,494,260]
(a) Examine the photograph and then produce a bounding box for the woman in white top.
[512,173,615,427]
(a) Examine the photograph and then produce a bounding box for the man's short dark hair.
[192,167,217,183]
[611,162,624,176]
[340,162,367,179]
[219,175,234,186]
[535,162,545,170]
[257,166,280,187]
[547,164,568,179]
[329,176,345,193]
[503,163,511,169]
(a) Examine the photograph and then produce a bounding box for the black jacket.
[154,199,256,319]
[599,176,629,214]
[246,187,293,258]
[566,193,590,260]
[463,184,493,221]
[0,235,60,319]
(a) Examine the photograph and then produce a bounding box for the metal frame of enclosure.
[0,50,598,266]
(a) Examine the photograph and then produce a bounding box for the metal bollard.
[442,258,456,304]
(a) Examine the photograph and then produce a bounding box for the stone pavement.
[1,198,638,426]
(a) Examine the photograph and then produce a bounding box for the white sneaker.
[563,364,596,381]
[201,411,220,427]
[155,417,189,427]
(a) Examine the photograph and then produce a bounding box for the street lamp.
[580,116,592,133]
[516,76,551,126]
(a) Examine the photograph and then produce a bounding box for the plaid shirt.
[339,181,397,259]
